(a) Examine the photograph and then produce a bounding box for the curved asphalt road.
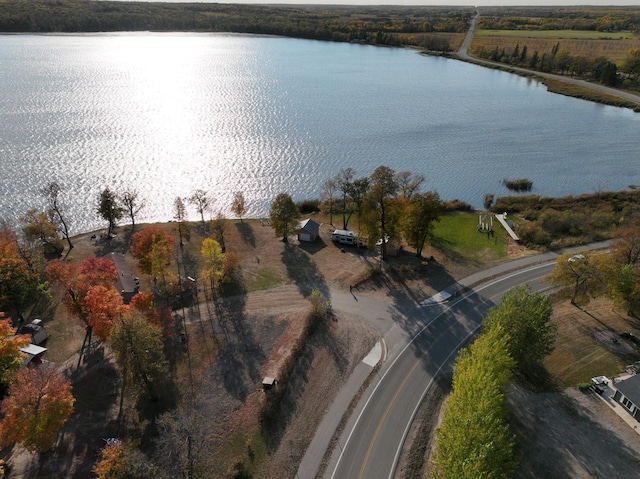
[326,263,553,479]
[296,242,610,479]
[457,10,640,106]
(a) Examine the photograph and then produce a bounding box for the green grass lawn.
[477,29,637,40]
[431,211,508,263]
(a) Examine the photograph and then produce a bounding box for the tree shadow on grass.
[297,237,327,255]
[214,294,267,402]
[260,316,349,453]
[281,242,329,300]
[430,235,478,269]
[235,222,256,249]
[27,352,121,479]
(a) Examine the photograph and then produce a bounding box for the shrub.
[296,199,321,214]
[503,178,533,192]
[483,193,495,211]
[518,223,552,249]
[444,199,473,211]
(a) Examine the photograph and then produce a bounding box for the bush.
[518,223,552,249]
[494,195,541,213]
[502,178,533,192]
[296,199,321,214]
[443,199,473,211]
[483,193,495,211]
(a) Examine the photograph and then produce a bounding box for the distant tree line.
[0,0,472,49]
[270,165,446,260]
[478,6,640,33]
[475,40,621,86]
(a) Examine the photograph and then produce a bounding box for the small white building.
[298,218,321,242]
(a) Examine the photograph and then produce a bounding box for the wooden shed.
[298,218,321,242]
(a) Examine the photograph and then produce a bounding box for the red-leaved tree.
[0,365,75,453]
[129,292,174,336]
[84,285,127,342]
[46,256,121,348]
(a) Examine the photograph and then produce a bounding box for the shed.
[20,344,47,366]
[612,374,640,420]
[298,218,321,242]
[262,376,277,391]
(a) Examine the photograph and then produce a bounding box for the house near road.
[612,374,640,421]
[298,218,321,242]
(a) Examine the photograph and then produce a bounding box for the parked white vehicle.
[331,229,357,245]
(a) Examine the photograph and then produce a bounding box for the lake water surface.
[1,33,639,233]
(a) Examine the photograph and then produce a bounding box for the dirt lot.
[4,217,640,478]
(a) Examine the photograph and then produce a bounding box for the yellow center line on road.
[358,353,424,479]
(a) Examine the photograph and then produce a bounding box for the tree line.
[477,6,640,33]
[475,40,622,86]
[0,0,471,48]
[269,165,445,260]
[432,284,556,478]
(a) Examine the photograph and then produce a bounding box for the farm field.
[477,29,637,40]
[471,33,640,65]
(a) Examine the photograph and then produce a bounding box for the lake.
[1,32,639,234]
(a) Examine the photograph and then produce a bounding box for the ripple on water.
[1,33,640,233]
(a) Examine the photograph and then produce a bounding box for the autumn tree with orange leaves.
[0,365,74,453]
[129,292,174,336]
[130,226,174,278]
[0,234,45,321]
[93,440,166,479]
[0,315,30,389]
[46,256,122,347]
[84,285,127,342]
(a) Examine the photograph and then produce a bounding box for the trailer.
[331,229,357,245]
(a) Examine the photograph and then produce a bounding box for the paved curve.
[297,242,609,479]
[456,9,640,107]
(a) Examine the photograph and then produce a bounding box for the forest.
[0,1,471,49]
[477,6,640,32]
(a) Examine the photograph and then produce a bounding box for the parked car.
[18,319,48,345]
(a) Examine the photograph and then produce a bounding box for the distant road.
[455,10,640,107]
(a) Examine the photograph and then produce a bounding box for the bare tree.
[321,178,338,226]
[230,191,246,223]
[188,189,212,229]
[41,181,73,251]
[396,171,425,200]
[173,197,189,246]
[120,189,145,232]
[210,211,229,253]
